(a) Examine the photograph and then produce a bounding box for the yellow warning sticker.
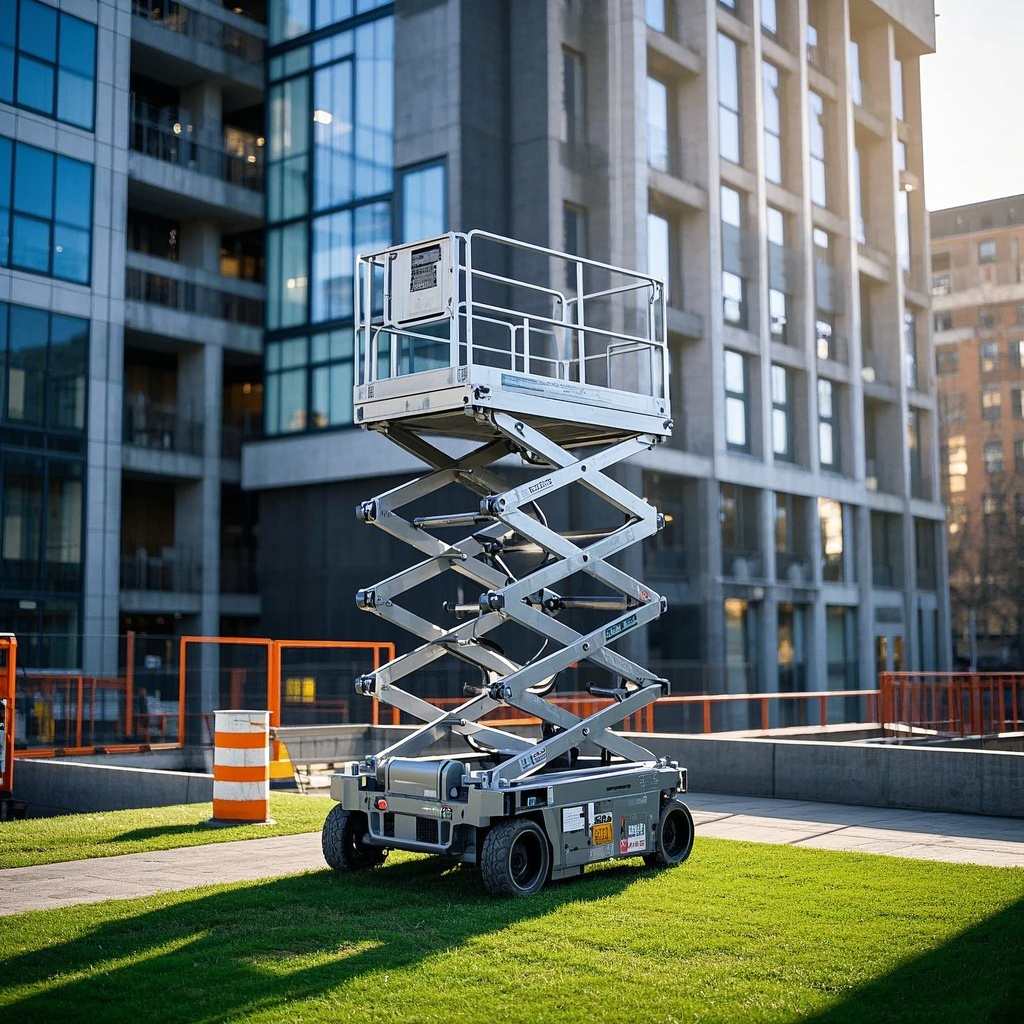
[591,821,613,845]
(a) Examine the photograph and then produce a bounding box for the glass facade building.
[265,3,395,435]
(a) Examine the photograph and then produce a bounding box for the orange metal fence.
[1,634,16,798]
[879,672,1024,737]
[415,688,879,734]
[12,636,395,760]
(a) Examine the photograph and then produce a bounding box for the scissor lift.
[323,230,694,896]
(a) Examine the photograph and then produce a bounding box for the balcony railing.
[121,547,201,592]
[126,268,264,326]
[776,552,811,585]
[129,115,263,191]
[723,549,764,580]
[124,395,204,455]
[132,0,264,62]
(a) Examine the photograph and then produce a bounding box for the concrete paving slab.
[1,794,1021,918]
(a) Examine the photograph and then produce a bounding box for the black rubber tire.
[643,798,695,869]
[322,805,388,872]
[480,818,551,897]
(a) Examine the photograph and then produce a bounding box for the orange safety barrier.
[879,672,1024,737]
[210,710,271,824]
[1,634,16,799]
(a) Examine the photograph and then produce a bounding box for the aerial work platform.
[324,230,693,896]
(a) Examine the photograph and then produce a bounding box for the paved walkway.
[2,794,1022,917]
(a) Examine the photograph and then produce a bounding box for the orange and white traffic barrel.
[210,710,272,824]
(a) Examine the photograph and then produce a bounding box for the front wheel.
[322,805,388,872]
[643,798,695,869]
[480,818,551,897]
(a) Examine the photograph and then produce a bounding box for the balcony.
[124,395,204,456]
[131,0,264,98]
[722,550,764,581]
[776,552,812,585]
[816,327,847,364]
[128,114,263,223]
[125,254,264,352]
[121,546,201,595]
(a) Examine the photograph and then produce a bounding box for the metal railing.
[120,547,201,593]
[776,552,811,584]
[356,229,670,408]
[129,115,263,190]
[722,549,764,580]
[126,267,264,326]
[880,672,1024,738]
[132,0,264,62]
[123,395,204,455]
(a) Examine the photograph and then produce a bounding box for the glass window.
[724,349,748,451]
[313,59,354,210]
[819,498,844,582]
[646,75,670,173]
[982,383,1001,421]
[265,337,308,433]
[8,1,95,129]
[896,189,911,272]
[766,206,787,342]
[762,61,782,184]
[720,186,745,327]
[984,440,1004,475]
[849,40,862,105]
[0,137,91,282]
[647,210,671,303]
[978,239,997,264]
[563,202,587,288]
[808,90,827,206]
[399,161,445,242]
[312,200,390,324]
[270,0,311,44]
[903,308,918,388]
[717,33,741,163]
[2,452,42,569]
[1012,339,1024,368]
[818,377,837,469]
[0,302,86,432]
[981,340,998,373]
[646,0,668,33]
[268,76,310,223]
[892,57,905,121]
[761,0,777,34]
[267,222,309,330]
[353,17,393,200]
[935,347,958,374]
[562,47,586,147]
[310,327,355,427]
[771,363,792,460]
[45,457,82,576]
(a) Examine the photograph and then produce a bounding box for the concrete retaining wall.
[633,734,1024,819]
[15,759,213,816]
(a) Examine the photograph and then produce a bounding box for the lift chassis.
[324,231,695,896]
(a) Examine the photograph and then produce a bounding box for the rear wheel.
[322,805,388,872]
[643,798,695,869]
[480,818,551,897]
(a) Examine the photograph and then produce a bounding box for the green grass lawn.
[0,793,332,869]
[1,839,1021,1024]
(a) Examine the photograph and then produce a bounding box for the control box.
[389,235,453,326]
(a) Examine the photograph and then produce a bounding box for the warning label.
[410,245,441,292]
[562,806,585,833]
[619,822,646,855]
[591,812,613,846]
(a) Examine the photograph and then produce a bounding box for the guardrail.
[126,267,264,326]
[880,672,1024,737]
[132,0,264,62]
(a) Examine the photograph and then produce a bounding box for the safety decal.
[619,822,646,854]
[561,806,585,833]
[604,613,639,643]
[590,812,613,846]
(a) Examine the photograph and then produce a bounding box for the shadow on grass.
[1,855,643,1023]
[807,896,1024,1024]
[99,821,266,844]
